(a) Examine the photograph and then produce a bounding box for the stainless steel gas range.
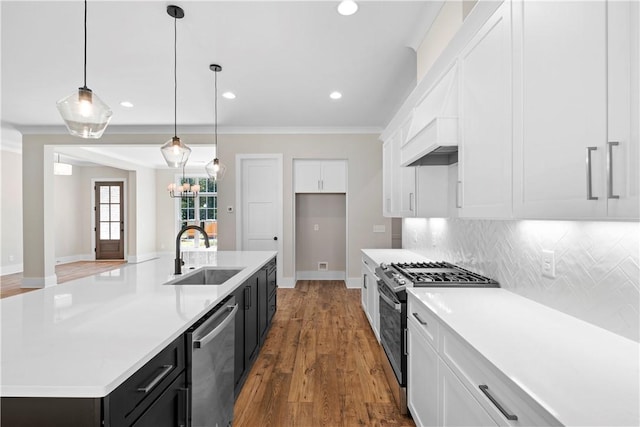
[374,261,499,414]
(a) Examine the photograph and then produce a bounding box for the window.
[176,176,218,249]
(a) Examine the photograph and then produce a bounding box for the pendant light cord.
[173,14,178,138]
[214,69,218,152]
[83,0,87,89]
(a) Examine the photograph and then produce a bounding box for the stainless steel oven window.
[378,281,403,384]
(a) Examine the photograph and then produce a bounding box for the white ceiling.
[2,0,434,167]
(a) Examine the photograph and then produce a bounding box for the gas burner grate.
[390,261,499,287]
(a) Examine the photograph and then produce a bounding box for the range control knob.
[380,263,388,270]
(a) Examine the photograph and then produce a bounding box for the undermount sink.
[168,268,243,286]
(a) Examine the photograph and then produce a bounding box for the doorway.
[94,181,125,260]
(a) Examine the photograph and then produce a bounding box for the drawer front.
[267,262,277,298]
[408,293,439,349]
[106,335,185,425]
[441,329,559,427]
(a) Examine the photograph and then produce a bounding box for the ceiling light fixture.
[167,165,200,199]
[120,101,134,108]
[330,91,343,100]
[56,0,112,139]
[337,0,358,16]
[53,154,73,176]
[222,92,236,100]
[205,64,227,181]
[160,5,191,169]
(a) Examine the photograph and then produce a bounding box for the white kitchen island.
[0,251,276,398]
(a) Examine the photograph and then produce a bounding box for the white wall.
[403,218,640,342]
[53,168,86,262]
[1,149,23,274]
[295,193,346,278]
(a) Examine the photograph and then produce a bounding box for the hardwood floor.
[234,280,415,427]
[0,261,126,299]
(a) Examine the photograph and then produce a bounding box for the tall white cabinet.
[512,0,639,219]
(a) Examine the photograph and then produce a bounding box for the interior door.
[240,158,280,251]
[95,181,124,260]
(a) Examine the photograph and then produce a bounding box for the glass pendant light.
[56,0,112,139]
[205,64,227,181]
[160,5,191,168]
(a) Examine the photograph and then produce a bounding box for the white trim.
[127,253,158,264]
[296,270,346,281]
[235,154,284,288]
[0,263,23,275]
[91,178,128,261]
[17,124,383,136]
[21,274,57,288]
[345,277,362,289]
[55,254,94,265]
[279,277,296,289]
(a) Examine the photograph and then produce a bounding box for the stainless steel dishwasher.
[186,295,238,427]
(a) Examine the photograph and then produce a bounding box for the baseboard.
[127,253,158,264]
[0,263,23,276]
[279,277,296,288]
[296,270,346,280]
[345,277,363,289]
[55,254,94,265]
[21,274,58,288]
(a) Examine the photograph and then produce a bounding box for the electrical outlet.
[9,255,14,262]
[542,249,556,278]
[313,224,319,231]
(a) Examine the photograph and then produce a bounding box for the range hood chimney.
[400,64,459,167]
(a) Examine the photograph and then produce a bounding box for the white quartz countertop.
[408,288,640,427]
[1,251,276,398]
[361,249,430,265]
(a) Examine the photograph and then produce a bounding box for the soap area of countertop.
[1,251,276,398]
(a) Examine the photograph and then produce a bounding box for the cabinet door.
[258,267,269,344]
[382,140,393,216]
[294,160,322,192]
[513,0,608,219]
[233,286,246,391]
[392,132,417,217]
[607,0,639,218]
[458,1,512,218]
[244,277,260,365]
[361,270,369,313]
[321,160,347,192]
[132,375,187,427]
[439,361,498,427]
[408,323,439,427]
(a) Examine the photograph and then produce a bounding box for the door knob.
[273,237,278,241]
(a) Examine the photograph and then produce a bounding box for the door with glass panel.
[95,182,124,259]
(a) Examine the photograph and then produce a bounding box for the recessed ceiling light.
[330,91,342,100]
[337,0,358,16]
[222,92,236,100]
[120,101,134,108]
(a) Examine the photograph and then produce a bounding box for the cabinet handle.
[409,192,414,212]
[586,147,598,200]
[456,181,462,208]
[321,180,324,190]
[318,180,321,191]
[479,385,518,421]
[363,274,367,289]
[403,328,408,356]
[607,141,620,199]
[137,364,173,393]
[412,312,427,326]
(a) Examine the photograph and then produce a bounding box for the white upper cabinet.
[382,121,417,217]
[457,1,512,219]
[512,0,639,219]
[294,159,347,193]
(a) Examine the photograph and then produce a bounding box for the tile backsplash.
[403,218,640,342]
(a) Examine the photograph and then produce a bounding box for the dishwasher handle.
[194,304,238,349]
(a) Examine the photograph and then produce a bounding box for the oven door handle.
[379,287,401,312]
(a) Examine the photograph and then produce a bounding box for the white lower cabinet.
[361,255,380,341]
[408,317,439,426]
[407,293,558,427]
[440,360,498,427]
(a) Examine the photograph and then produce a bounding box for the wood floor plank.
[234,280,414,427]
